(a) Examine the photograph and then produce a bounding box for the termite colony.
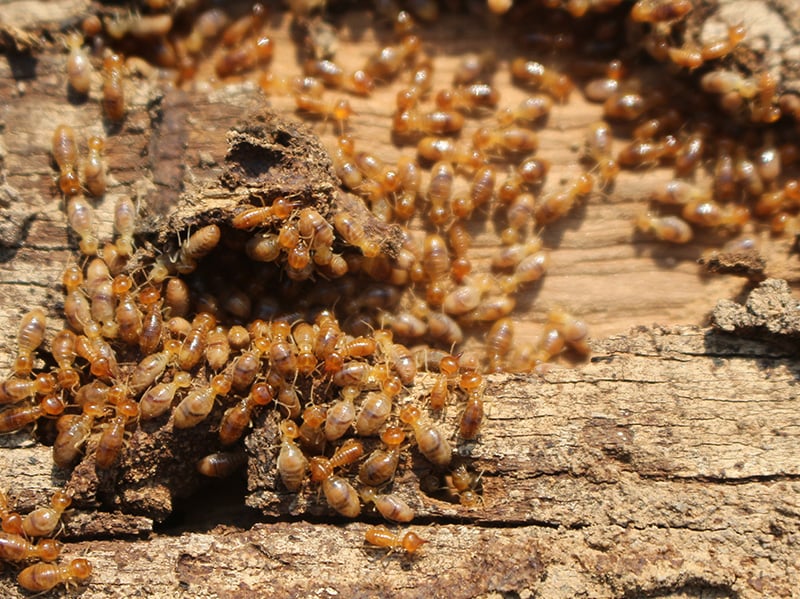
[0,490,91,593]
[2,0,800,589]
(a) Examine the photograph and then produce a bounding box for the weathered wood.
[0,1,799,597]
[0,320,797,597]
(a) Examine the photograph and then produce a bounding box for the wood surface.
[0,1,798,597]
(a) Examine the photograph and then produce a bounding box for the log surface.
[0,1,798,597]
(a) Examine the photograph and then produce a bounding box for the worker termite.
[426,353,457,410]
[442,284,480,316]
[0,533,60,562]
[485,317,514,373]
[617,136,680,167]
[674,130,707,176]
[216,36,274,78]
[21,490,71,538]
[0,374,56,405]
[138,370,191,421]
[704,72,756,109]
[197,452,246,478]
[94,397,138,469]
[435,84,500,113]
[682,198,749,229]
[102,52,125,121]
[218,2,264,46]
[459,390,485,440]
[355,383,397,437]
[582,121,618,186]
[138,294,163,357]
[386,342,417,385]
[277,420,308,491]
[0,491,23,535]
[173,373,232,429]
[447,463,483,506]
[700,23,746,61]
[218,382,274,446]
[461,294,517,323]
[710,141,737,202]
[392,108,465,137]
[75,321,120,380]
[360,488,415,523]
[416,137,484,171]
[324,385,359,440]
[128,339,180,395]
[548,308,591,356]
[582,59,625,102]
[365,525,427,554]
[298,207,335,249]
[82,136,106,197]
[453,50,496,85]
[309,440,365,518]
[88,278,117,341]
[65,32,92,95]
[62,263,90,334]
[630,0,692,22]
[635,213,693,243]
[203,326,230,372]
[67,195,100,256]
[309,438,365,483]
[178,312,216,371]
[228,325,251,351]
[53,400,104,468]
[111,274,142,346]
[176,224,221,274]
[184,8,229,55]
[0,394,65,433]
[363,35,420,81]
[13,308,46,377]
[603,91,649,121]
[535,173,594,225]
[399,404,451,467]
[17,558,92,593]
[298,404,327,455]
[164,278,191,319]
[113,195,136,257]
[73,380,110,408]
[755,134,781,183]
[333,212,381,257]
[275,382,301,420]
[359,426,406,486]
[52,124,81,197]
[510,58,573,101]
[332,137,363,191]
[50,329,80,390]
[473,126,538,155]
[319,473,362,518]
[295,95,353,129]
[491,238,543,270]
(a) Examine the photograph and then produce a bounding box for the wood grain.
[0,1,798,597]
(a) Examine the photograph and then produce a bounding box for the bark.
[0,1,798,598]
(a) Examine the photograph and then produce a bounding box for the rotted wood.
[0,1,799,597]
[0,311,797,597]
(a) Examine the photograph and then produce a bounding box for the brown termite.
[18,558,92,593]
[21,490,72,537]
[365,526,427,554]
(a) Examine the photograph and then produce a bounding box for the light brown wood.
[0,1,798,597]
